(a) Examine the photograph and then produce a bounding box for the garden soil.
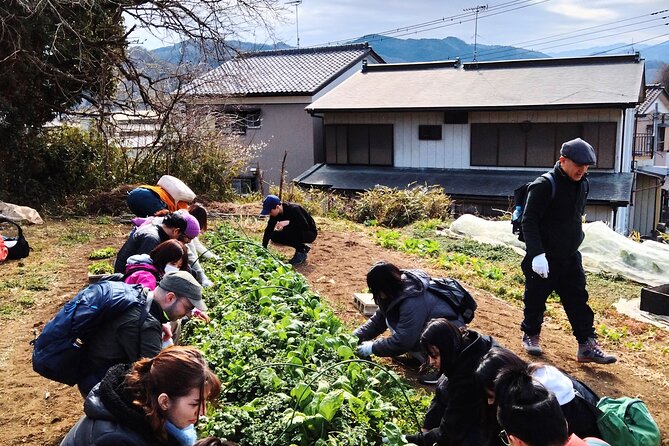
[1,218,668,445]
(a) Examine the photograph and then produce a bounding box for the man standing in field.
[520,138,615,364]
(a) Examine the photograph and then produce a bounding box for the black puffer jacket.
[522,162,589,259]
[61,364,180,446]
[354,269,462,357]
[406,330,494,446]
[115,224,170,273]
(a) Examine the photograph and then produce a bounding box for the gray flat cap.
[560,138,597,165]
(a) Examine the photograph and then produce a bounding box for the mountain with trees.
[145,35,668,82]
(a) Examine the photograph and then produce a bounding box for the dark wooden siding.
[471,122,616,169]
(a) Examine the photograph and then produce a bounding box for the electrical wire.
[313,0,549,47]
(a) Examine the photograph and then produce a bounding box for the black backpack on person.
[511,172,556,242]
[427,278,477,324]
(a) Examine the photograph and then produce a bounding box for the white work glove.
[531,253,549,278]
[357,341,374,357]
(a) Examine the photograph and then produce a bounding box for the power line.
[312,0,547,47]
[454,18,668,61]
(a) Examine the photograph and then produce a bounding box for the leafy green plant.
[375,229,402,249]
[597,324,628,343]
[88,247,118,260]
[88,261,113,275]
[182,225,429,446]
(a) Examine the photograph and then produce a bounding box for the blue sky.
[132,0,669,52]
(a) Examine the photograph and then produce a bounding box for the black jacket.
[115,224,170,273]
[62,364,180,446]
[78,298,166,397]
[262,202,317,248]
[522,162,588,259]
[406,330,494,446]
[353,270,462,357]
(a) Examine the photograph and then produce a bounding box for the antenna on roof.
[463,4,488,62]
[286,0,303,48]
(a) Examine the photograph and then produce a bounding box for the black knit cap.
[560,138,597,165]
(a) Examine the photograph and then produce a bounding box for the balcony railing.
[634,133,654,157]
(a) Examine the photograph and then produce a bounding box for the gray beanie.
[158,271,206,311]
[560,138,597,165]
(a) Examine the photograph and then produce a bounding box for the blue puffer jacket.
[353,269,463,357]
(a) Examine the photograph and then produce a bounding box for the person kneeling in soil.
[353,262,466,384]
[260,194,317,266]
[403,318,496,445]
[61,346,222,446]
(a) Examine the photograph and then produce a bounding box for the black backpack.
[427,278,477,324]
[0,217,30,260]
[31,281,149,386]
[511,172,556,242]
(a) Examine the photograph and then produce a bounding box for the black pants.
[520,251,595,343]
[270,228,316,252]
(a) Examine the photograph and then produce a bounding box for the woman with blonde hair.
[62,346,222,446]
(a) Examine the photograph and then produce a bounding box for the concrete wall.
[240,102,315,187]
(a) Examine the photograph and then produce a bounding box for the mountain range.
[141,35,668,83]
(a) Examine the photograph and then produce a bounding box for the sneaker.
[577,338,617,364]
[418,370,442,385]
[522,334,543,356]
[289,251,307,266]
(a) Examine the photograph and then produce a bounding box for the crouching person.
[260,194,317,266]
[353,262,465,384]
[61,346,221,446]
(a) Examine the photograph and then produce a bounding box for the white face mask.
[164,264,180,274]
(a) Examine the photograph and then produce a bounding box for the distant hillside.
[352,34,548,62]
[548,40,669,82]
[145,36,667,81]
[149,40,291,69]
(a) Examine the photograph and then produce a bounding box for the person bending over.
[353,261,466,384]
[62,346,222,446]
[494,367,609,446]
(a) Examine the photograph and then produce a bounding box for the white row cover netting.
[447,214,669,287]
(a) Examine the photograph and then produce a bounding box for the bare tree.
[0,0,284,165]
[658,63,669,90]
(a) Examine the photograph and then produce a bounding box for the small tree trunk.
[278,150,287,200]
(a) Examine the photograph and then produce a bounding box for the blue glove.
[357,341,374,357]
[512,205,522,222]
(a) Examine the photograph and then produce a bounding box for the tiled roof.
[185,43,382,96]
[308,54,645,111]
[637,84,669,114]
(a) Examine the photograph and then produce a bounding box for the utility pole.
[286,0,302,48]
[463,4,488,62]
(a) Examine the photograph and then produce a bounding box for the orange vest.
[142,185,189,213]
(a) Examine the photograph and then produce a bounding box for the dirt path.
[1,220,667,445]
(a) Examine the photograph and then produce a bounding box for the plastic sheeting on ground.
[447,214,669,287]
[0,202,43,225]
